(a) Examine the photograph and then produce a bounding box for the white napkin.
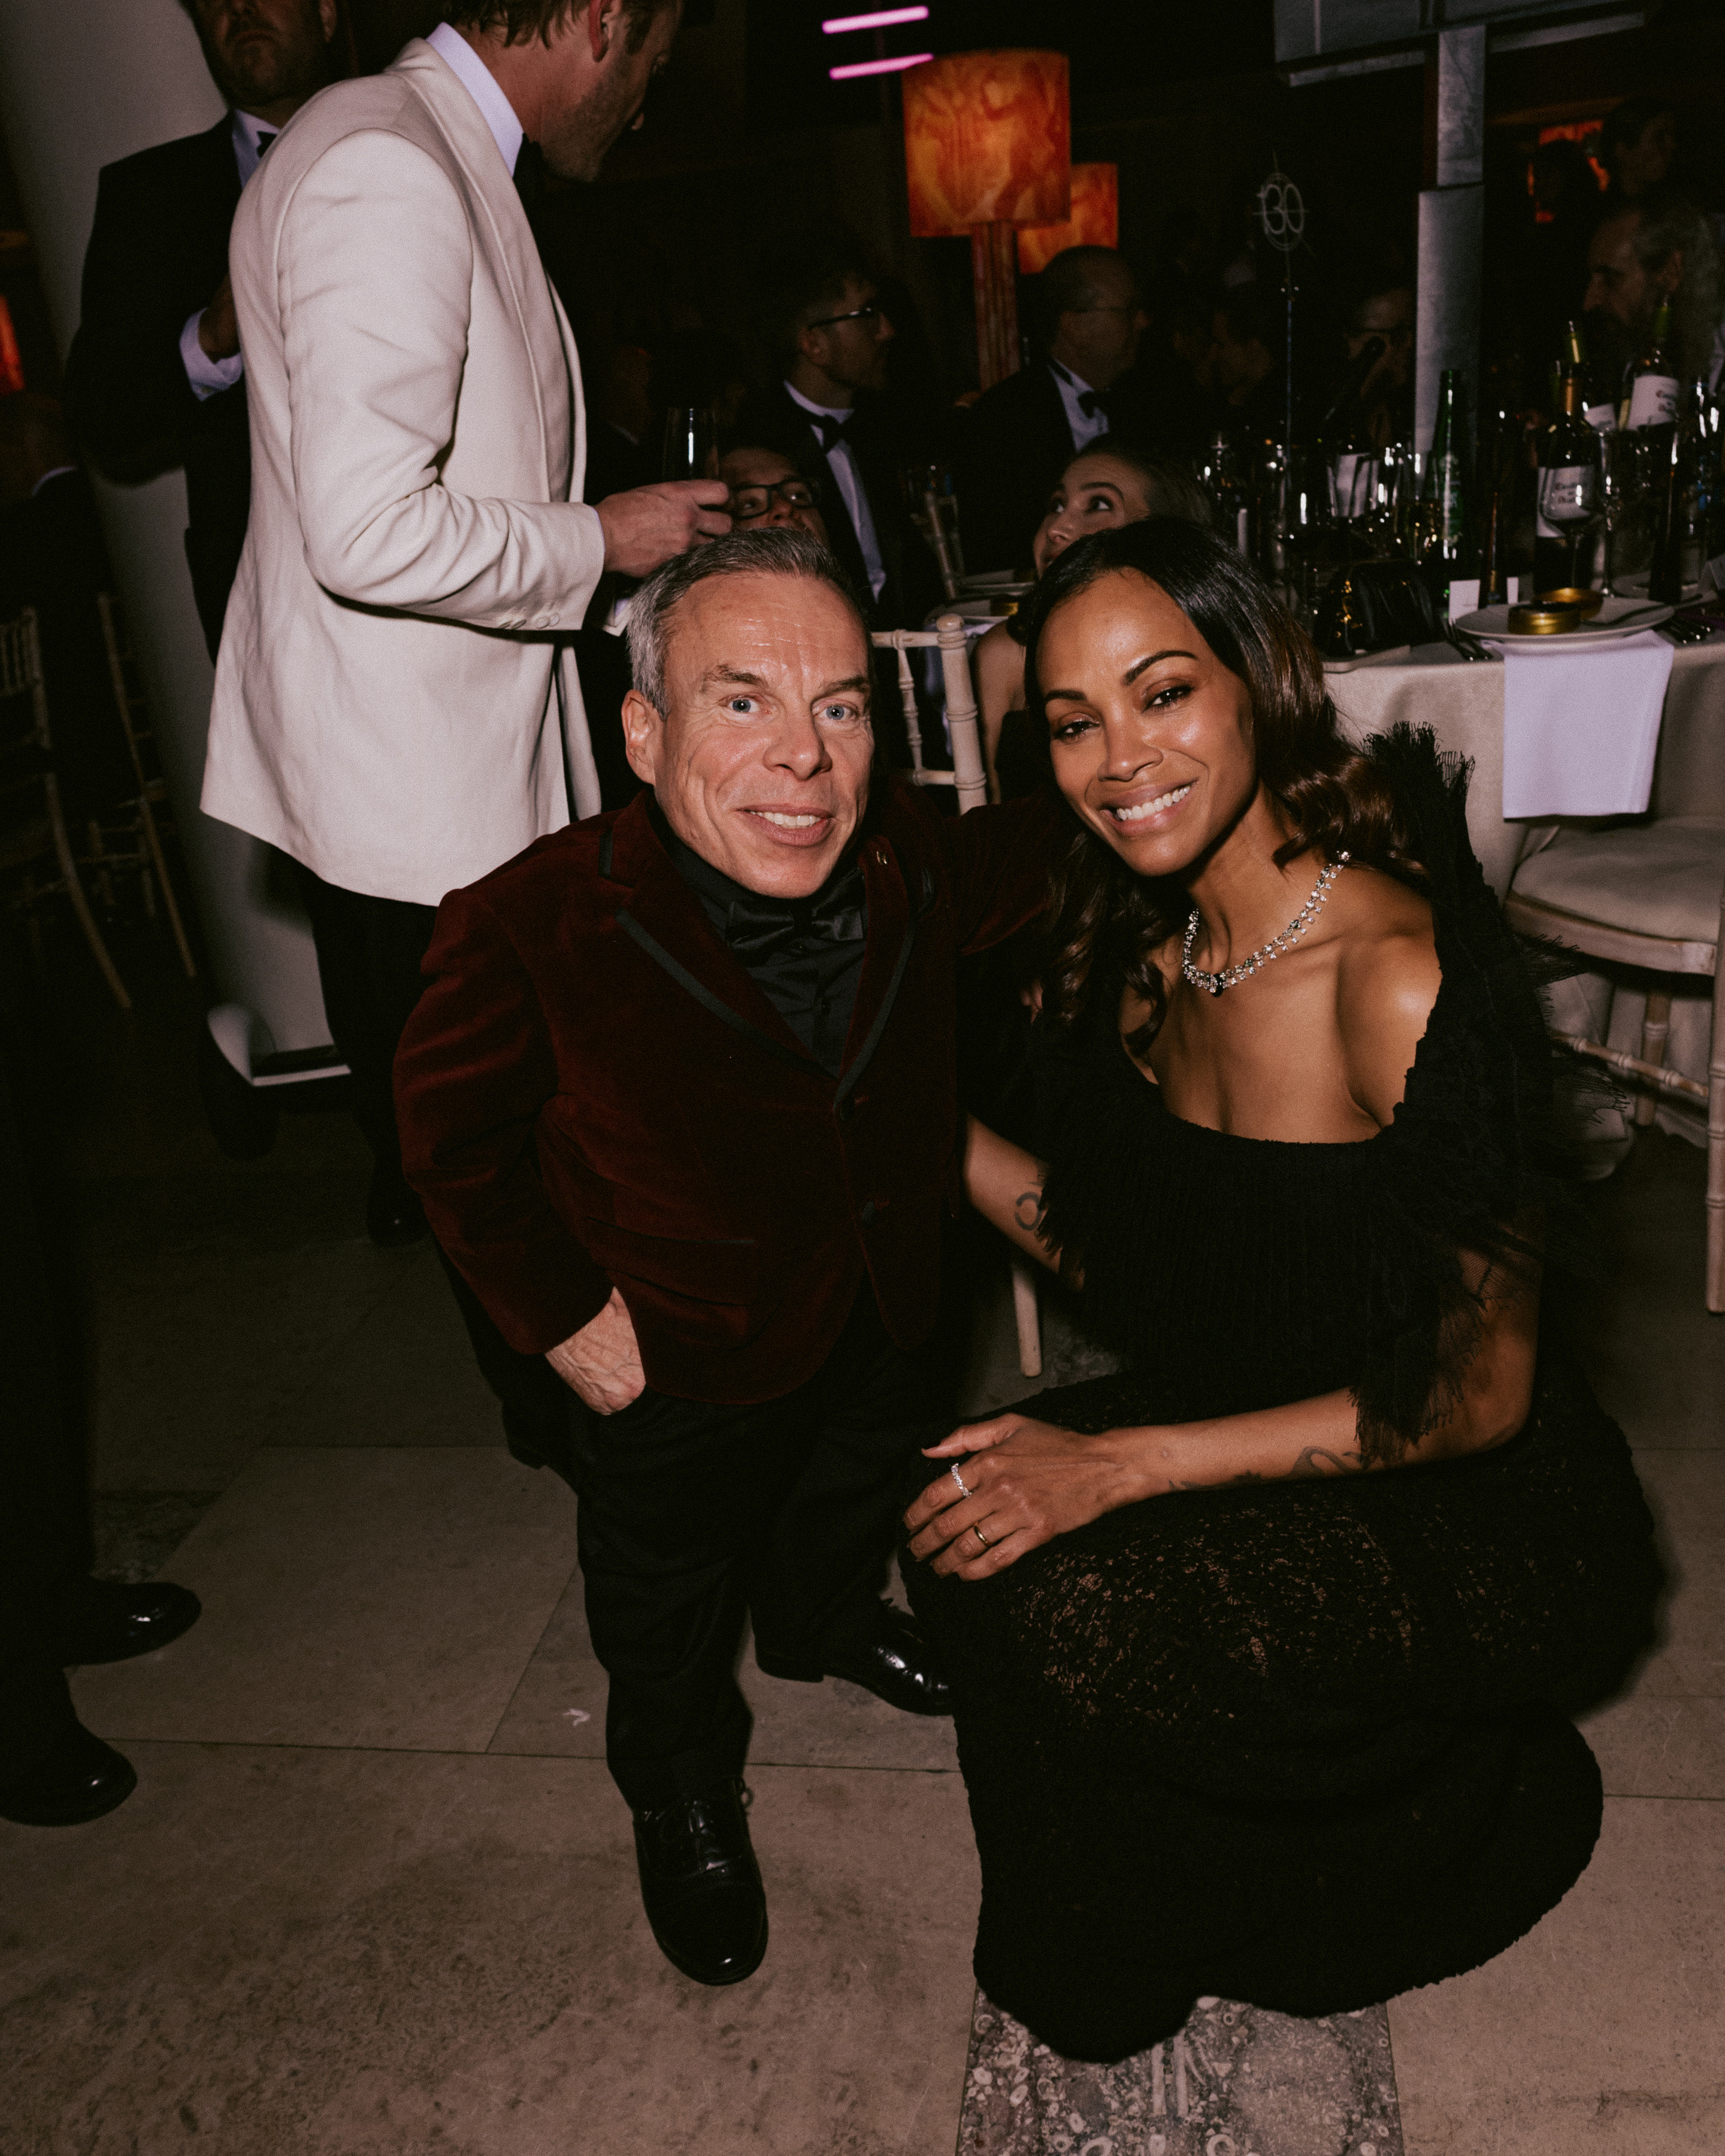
[1500,630,1673,819]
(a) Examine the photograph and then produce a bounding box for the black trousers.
[291,863,574,1473]
[575,1288,939,1809]
[0,1049,90,1782]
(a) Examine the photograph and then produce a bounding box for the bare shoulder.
[974,620,1025,702]
[1331,867,1441,1125]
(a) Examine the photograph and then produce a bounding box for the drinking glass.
[661,405,719,483]
[1537,448,1602,589]
[1599,431,1654,595]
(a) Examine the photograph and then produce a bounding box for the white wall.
[0,0,331,1054]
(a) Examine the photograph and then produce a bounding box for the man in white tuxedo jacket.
[203,0,727,1458]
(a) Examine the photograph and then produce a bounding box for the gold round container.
[1535,586,1605,620]
[1508,601,1582,635]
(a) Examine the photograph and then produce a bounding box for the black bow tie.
[514,138,546,216]
[812,411,857,452]
[1077,386,1109,419]
[256,131,276,158]
[722,860,867,965]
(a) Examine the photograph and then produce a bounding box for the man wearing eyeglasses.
[957,245,1150,577]
[737,234,942,632]
[719,444,831,547]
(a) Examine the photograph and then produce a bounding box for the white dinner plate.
[1454,595,1674,649]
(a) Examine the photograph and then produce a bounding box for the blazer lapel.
[392,39,568,501]
[840,820,915,1090]
[601,800,824,1073]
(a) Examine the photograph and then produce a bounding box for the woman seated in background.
[975,439,1212,799]
[904,518,1662,2063]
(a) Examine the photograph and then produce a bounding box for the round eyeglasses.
[730,477,823,521]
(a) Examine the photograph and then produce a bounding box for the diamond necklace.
[1180,853,1349,998]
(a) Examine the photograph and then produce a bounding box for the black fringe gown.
[907,731,1663,2063]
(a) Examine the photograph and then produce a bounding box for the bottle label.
[1436,453,1464,545]
[1536,465,1597,537]
[1628,373,1679,429]
[1584,402,1617,434]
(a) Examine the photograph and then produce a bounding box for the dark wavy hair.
[1022,519,1424,1053]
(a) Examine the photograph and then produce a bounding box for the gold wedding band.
[972,1522,992,1549]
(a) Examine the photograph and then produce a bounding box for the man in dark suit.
[956,245,1151,577]
[65,0,341,661]
[735,234,943,632]
[395,528,1057,1988]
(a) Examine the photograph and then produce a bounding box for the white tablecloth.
[1328,639,1725,1153]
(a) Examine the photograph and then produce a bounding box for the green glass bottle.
[1430,370,1473,571]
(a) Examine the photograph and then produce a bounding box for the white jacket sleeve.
[275,128,604,626]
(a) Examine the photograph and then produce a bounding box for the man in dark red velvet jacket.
[395,528,1057,1988]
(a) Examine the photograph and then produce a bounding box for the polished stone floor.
[4,935,1723,2154]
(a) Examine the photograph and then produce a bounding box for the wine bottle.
[1566,318,1616,435]
[1429,370,1473,573]
[1534,367,1601,595]
[1623,301,1679,432]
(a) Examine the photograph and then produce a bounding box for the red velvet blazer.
[395,779,1062,1403]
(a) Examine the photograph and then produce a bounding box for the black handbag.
[1315,560,1441,658]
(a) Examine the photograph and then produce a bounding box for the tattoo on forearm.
[1013,1186,1048,1236]
[1290,1446,1363,1479]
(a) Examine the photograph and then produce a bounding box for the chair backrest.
[0,608,52,835]
[869,614,990,813]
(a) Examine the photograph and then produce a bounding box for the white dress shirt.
[424,20,524,174]
[1049,358,1109,453]
[783,380,886,597]
[180,108,282,401]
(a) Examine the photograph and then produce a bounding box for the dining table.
[1326,635,1725,1155]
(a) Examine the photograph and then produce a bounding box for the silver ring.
[972,1522,992,1549]
[949,1463,973,1500]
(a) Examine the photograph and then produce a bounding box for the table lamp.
[1017,162,1119,275]
[902,50,1071,390]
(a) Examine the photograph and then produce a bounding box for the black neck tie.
[514,139,546,216]
[256,132,276,159]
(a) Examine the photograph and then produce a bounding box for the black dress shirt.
[651,798,868,1075]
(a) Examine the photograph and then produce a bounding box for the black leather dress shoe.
[760,1600,953,1716]
[366,1165,428,1248]
[633,1779,768,1986]
[0,1721,137,1826]
[52,1579,202,1667]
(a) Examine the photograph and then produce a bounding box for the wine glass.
[661,405,718,483]
[1537,447,1602,591]
[1599,431,1653,595]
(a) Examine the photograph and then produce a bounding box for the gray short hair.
[625,528,869,714]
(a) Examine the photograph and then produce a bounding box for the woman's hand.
[903,1415,1148,1579]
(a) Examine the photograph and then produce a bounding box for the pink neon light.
[822,7,929,30]
[828,52,933,79]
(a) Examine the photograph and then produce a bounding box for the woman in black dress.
[903,520,1662,2063]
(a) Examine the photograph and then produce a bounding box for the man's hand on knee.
[546,1288,646,1414]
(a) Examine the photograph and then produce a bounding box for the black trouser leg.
[574,1291,935,1809]
[290,862,573,1468]
[0,1050,88,1782]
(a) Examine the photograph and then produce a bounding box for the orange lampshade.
[1016,163,1119,274]
[903,51,1071,240]
[0,296,24,396]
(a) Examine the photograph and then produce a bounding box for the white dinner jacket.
[202,39,606,906]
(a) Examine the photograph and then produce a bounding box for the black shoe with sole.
[633,1779,768,1985]
[758,1599,952,1717]
[367,1165,428,1248]
[52,1579,202,1667]
[0,1721,137,1826]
